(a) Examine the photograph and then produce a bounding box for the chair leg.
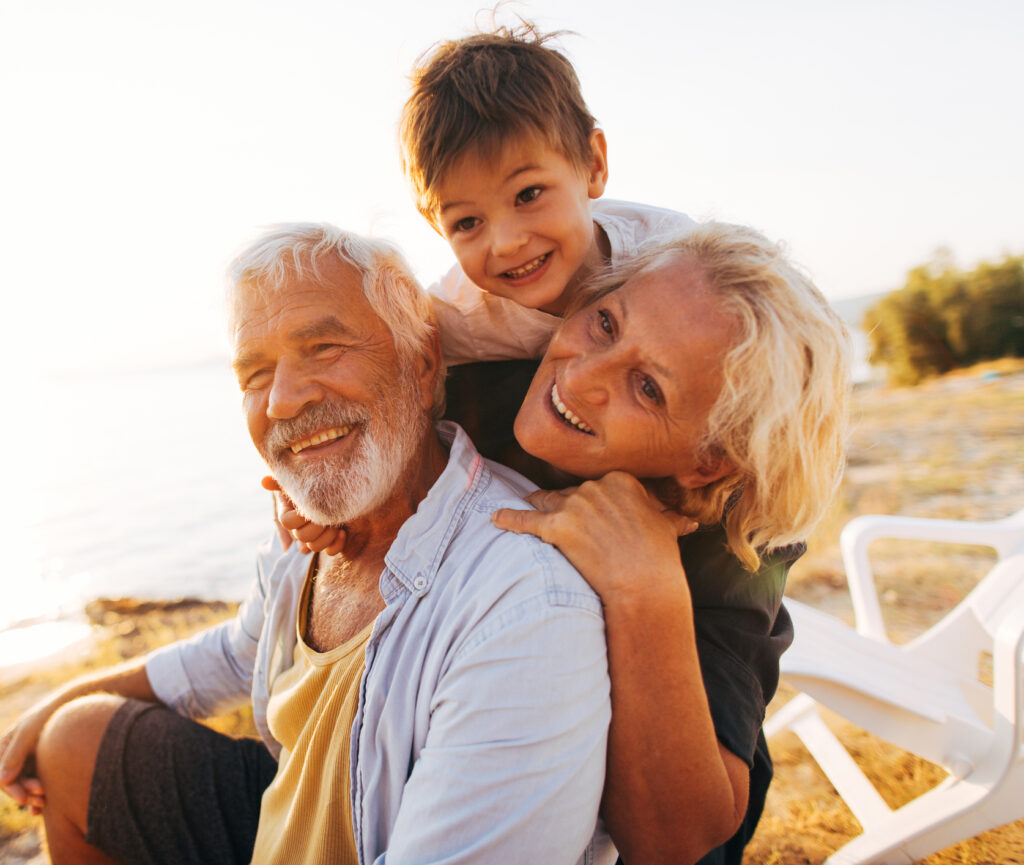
[826,770,1023,864]
[790,709,893,830]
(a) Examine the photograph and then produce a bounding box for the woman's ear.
[674,455,735,490]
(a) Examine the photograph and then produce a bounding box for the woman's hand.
[491,470,697,603]
[495,472,744,863]
[261,476,347,556]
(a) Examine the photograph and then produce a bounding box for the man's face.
[232,259,430,525]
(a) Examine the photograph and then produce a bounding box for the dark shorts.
[86,699,278,865]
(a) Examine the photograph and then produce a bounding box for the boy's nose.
[490,218,529,258]
[267,358,321,420]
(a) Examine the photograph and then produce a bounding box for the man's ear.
[674,454,735,490]
[586,129,609,199]
[413,327,444,413]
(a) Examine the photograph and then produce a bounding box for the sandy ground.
[2,364,1022,864]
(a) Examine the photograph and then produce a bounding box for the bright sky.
[3,0,1022,372]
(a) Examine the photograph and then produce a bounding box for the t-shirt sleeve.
[680,526,800,766]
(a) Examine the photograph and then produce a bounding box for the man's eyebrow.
[232,346,267,376]
[291,315,354,342]
[232,315,354,374]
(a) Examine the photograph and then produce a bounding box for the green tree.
[866,251,1023,385]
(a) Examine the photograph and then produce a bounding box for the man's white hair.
[227,222,445,417]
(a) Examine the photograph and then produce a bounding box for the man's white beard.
[261,373,427,525]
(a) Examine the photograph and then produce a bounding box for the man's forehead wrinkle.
[291,315,358,343]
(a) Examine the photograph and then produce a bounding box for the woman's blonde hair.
[577,222,851,570]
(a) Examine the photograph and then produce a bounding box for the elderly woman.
[281,222,851,865]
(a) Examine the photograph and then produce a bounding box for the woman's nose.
[562,351,613,406]
[267,358,320,420]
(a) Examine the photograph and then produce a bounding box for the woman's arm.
[492,472,747,864]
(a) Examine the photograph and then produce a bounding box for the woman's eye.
[639,376,662,403]
[597,309,614,336]
[516,186,542,205]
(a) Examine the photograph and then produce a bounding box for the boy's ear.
[586,129,609,199]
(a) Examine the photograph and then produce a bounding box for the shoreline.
[0,597,247,864]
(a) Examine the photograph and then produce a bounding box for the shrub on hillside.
[865,252,1024,385]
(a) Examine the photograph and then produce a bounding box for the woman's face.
[513,251,738,488]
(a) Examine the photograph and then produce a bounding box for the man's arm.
[0,658,156,808]
[378,595,611,864]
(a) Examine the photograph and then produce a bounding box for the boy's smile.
[435,131,609,315]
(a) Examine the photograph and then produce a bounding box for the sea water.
[0,361,271,671]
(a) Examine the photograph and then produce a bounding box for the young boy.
[398,22,696,365]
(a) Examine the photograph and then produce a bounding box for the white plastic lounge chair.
[764,508,1024,864]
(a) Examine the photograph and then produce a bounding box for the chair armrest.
[839,514,1024,641]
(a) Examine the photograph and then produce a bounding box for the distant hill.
[830,292,888,329]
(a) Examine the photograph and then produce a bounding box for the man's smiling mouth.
[503,253,550,279]
[289,425,353,454]
[550,384,594,434]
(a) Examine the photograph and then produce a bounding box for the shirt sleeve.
[680,525,800,766]
[145,534,279,718]
[375,590,611,865]
[428,265,560,366]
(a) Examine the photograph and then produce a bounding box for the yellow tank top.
[251,573,375,865]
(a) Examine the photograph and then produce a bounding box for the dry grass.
[746,363,1024,864]
[3,362,1022,863]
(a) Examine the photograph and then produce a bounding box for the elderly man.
[0,224,612,865]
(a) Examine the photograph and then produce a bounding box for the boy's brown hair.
[400,20,597,228]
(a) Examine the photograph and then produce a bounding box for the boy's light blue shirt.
[147,422,615,865]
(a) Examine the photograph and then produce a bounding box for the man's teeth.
[503,253,549,279]
[290,425,353,454]
[550,385,593,434]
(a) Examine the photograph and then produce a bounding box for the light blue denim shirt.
[147,422,615,865]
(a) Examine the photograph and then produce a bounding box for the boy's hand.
[261,476,347,556]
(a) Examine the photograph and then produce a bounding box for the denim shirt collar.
[380,421,486,602]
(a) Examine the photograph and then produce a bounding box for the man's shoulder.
[452,457,602,609]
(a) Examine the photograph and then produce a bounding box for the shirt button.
[413,577,427,591]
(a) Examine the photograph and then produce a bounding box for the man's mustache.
[263,401,369,457]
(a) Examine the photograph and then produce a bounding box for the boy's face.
[434,131,608,315]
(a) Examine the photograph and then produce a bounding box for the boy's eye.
[516,186,542,205]
[453,216,480,233]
